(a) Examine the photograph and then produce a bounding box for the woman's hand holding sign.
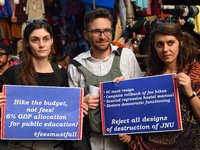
[119,134,132,143]
[0,93,6,107]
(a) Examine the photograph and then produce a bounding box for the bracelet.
[188,91,197,100]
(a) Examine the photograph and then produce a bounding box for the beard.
[93,38,111,52]
[93,44,110,52]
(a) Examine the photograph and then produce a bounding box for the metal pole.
[93,0,96,9]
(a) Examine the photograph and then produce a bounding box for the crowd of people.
[0,7,199,150]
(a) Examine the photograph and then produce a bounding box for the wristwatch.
[188,91,197,100]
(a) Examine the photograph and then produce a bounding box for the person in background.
[62,55,72,70]
[0,42,12,76]
[0,19,86,150]
[68,8,143,150]
[119,22,200,149]
[0,42,13,149]
[56,55,72,70]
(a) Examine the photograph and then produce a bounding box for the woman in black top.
[0,19,70,150]
[2,19,68,87]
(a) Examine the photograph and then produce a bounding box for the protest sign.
[1,85,83,140]
[100,74,182,135]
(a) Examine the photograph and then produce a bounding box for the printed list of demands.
[6,99,78,138]
[103,88,177,133]
[104,88,174,107]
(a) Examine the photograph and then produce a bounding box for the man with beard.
[67,8,143,150]
[0,42,12,91]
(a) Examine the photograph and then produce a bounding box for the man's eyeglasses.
[0,52,8,57]
[26,18,48,24]
[87,28,113,37]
